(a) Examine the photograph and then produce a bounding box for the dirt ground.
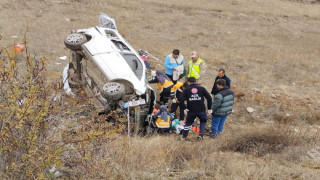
[1,0,320,178]
[1,0,319,117]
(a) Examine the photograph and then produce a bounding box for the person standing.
[187,51,206,84]
[211,68,231,96]
[170,82,188,121]
[148,69,174,105]
[210,79,234,138]
[164,49,185,84]
[179,77,212,140]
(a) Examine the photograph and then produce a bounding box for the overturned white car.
[63,13,155,133]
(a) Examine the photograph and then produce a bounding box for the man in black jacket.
[179,77,212,140]
[211,68,231,96]
[211,79,234,138]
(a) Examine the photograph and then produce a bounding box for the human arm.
[203,87,212,110]
[185,63,190,79]
[199,61,206,80]
[211,94,223,113]
[164,56,175,70]
[148,78,159,84]
[226,76,231,89]
[178,89,187,110]
[211,76,219,95]
[170,86,175,99]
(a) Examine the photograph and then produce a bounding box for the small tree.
[0,38,66,179]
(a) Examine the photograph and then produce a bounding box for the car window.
[121,53,143,80]
[111,40,130,51]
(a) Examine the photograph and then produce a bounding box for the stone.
[246,107,255,113]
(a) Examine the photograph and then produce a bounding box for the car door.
[99,13,117,30]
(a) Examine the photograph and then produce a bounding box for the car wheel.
[64,33,87,51]
[103,82,125,100]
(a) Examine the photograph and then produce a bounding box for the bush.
[0,37,124,179]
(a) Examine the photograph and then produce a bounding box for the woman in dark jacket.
[149,69,174,105]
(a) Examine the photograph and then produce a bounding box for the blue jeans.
[182,111,208,138]
[211,115,228,137]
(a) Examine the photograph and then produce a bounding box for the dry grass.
[60,126,320,179]
[220,126,302,157]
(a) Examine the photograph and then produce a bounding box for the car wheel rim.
[66,34,84,43]
[104,83,121,93]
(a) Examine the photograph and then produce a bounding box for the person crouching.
[150,105,173,133]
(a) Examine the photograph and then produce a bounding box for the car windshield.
[120,53,143,80]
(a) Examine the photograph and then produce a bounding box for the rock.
[49,167,56,173]
[59,56,67,60]
[251,88,261,93]
[54,171,62,178]
[246,107,255,113]
[271,94,277,98]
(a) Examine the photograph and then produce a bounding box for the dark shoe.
[180,136,188,141]
[210,134,217,139]
[197,135,203,141]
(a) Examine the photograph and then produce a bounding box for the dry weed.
[220,125,306,157]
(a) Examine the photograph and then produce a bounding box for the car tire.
[103,82,125,100]
[64,33,87,51]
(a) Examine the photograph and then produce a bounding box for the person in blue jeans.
[179,77,212,140]
[211,79,234,138]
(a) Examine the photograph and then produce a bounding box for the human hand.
[184,109,189,115]
[172,99,176,103]
[207,109,212,114]
[173,67,176,71]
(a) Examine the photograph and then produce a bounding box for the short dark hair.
[172,49,180,55]
[182,82,188,88]
[187,77,196,83]
[216,79,226,86]
[218,68,225,74]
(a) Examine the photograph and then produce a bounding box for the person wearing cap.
[164,49,185,84]
[179,77,212,140]
[187,51,206,84]
[210,79,234,138]
[211,68,231,96]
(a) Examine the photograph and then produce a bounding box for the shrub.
[0,39,64,179]
[0,37,123,179]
